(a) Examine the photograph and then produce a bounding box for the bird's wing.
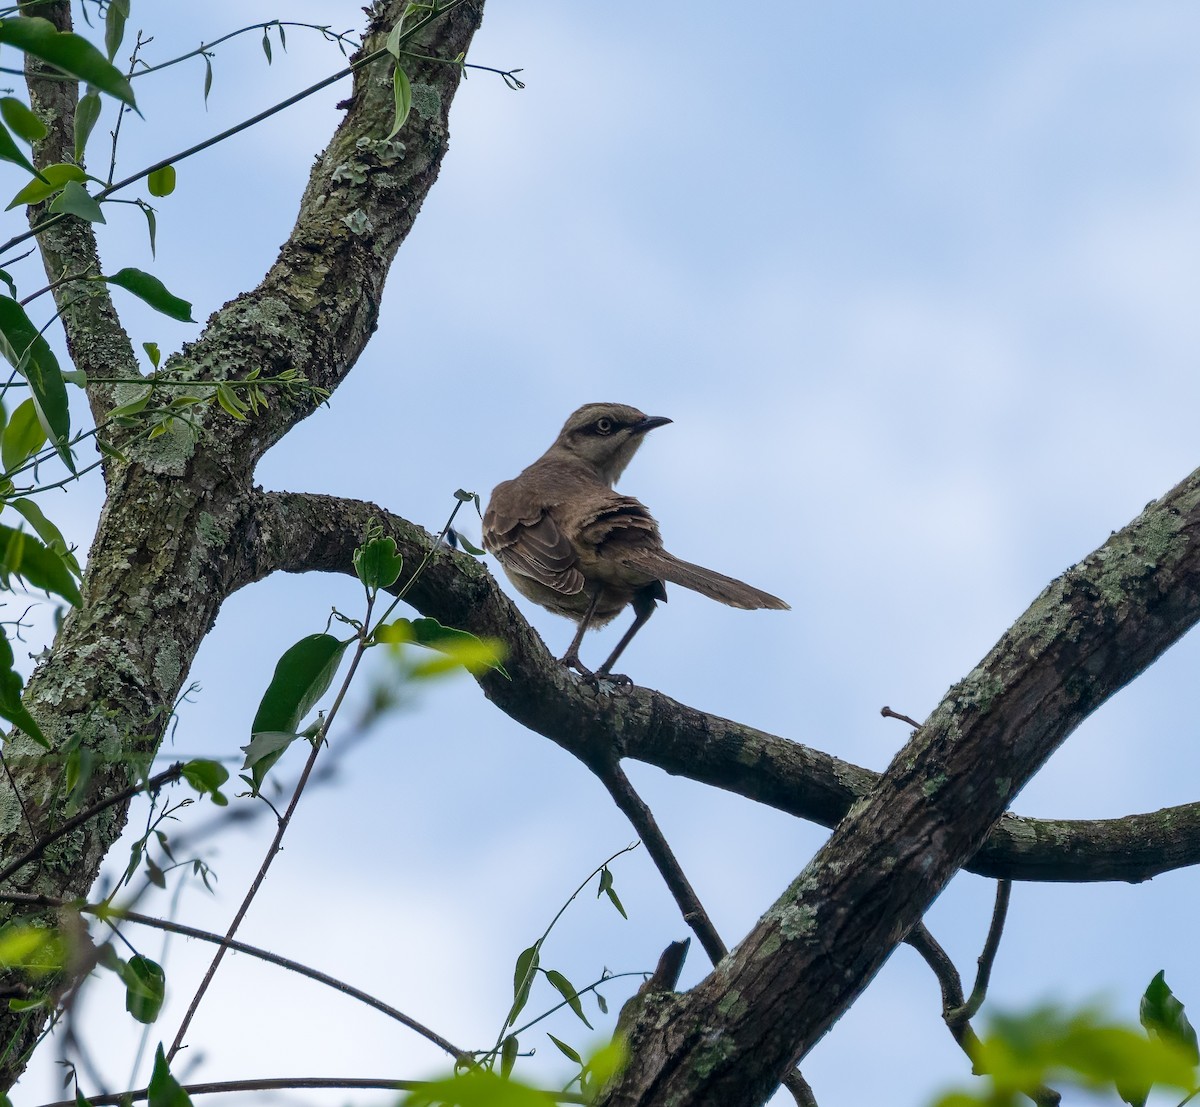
[483,493,585,596]
[576,494,662,552]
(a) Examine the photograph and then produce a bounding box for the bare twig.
[595,761,725,963]
[165,614,372,1061]
[36,1075,589,1107]
[954,879,1011,1022]
[880,706,922,728]
[0,764,185,887]
[0,891,468,1062]
[595,760,817,1106]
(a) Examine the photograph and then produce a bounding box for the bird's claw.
[560,654,634,692]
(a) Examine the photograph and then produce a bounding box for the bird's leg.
[560,589,603,677]
[597,590,658,685]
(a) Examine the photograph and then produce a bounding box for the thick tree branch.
[243,487,1200,885]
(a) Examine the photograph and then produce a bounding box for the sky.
[7,2,1200,1105]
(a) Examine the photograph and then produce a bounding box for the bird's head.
[549,403,672,486]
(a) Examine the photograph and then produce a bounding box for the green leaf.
[7,161,85,209]
[0,17,136,109]
[215,383,248,420]
[0,97,47,143]
[10,497,81,575]
[244,633,349,788]
[507,942,539,1027]
[261,27,272,64]
[180,758,229,806]
[107,384,154,422]
[121,955,165,1023]
[0,297,72,468]
[48,179,105,224]
[971,1005,1197,1101]
[0,924,64,974]
[148,1044,192,1107]
[0,121,38,179]
[1141,972,1199,1065]
[142,341,161,369]
[0,523,82,605]
[0,627,48,747]
[75,1089,92,1107]
[500,1033,518,1079]
[598,866,627,919]
[1,398,46,473]
[146,164,175,197]
[451,529,486,556]
[546,969,592,1029]
[142,202,157,255]
[385,13,407,59]
[387,63,412,140]
[102,268,193,322]
[547,1033,581,1064]
[378,616,508,677]
[400,1069,556,1107]
[0,269,15,299]
[202,55,213,105]
[353,534,403,591]
[103,0,128,62]
[73,89,101,162]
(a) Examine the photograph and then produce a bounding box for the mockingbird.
[483,402,788,682]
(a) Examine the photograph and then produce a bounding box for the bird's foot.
[560,653,633,691]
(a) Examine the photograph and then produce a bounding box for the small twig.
[906,918,1059,1107]
[165,603,373,1061]
[17,263,98,307]
[0,891,467,1062]
[0,763,185,886]
[880,706,922,728]
[595,760,725,963]
[36,1075,589,1107]
[954,879,1011,1022]
[595,761,817,1106]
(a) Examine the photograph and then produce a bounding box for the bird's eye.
[595,417,615,434]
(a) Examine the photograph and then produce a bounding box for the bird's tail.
[626,550,789,611]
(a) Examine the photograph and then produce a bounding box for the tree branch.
[243,487,1200,885]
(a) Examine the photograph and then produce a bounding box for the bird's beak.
[634,415,672,434]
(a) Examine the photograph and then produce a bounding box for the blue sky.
[10,2,1200,1105]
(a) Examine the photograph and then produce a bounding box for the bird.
[482,402,789,683]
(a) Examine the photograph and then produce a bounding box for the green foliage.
[180,758,230,806]
[48,179,105,224]
[0,295,73,469]
[401,1069,557,1107]
[354,529,404,591]
[0,17,136,108]
[931,998,1198,1107]
[6,161,86,209]
[101,268,194,322]
[147,165,176,198]
[0,522,82,605]
[0,97,48,143]
[1,398,46,473]
[120,955,166,1023]
[243,633,349,790]
[0,923,65,977]
[73,90,102,162]
[148,1044,192,1106]
[376,616,508,678]
[1140,971,1199,1065]
[0,626,48,747]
